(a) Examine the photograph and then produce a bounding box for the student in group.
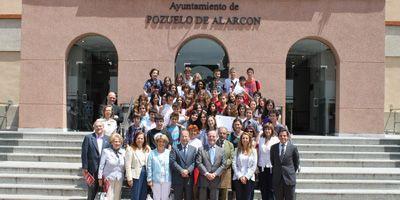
[142,108,157,134]
[161,92,175,125]
[224,67,239,94]
[147,114,167,150]
[245,67,261,97]
[243,108,260,134]
[150,93,162,113]
[258,123,279,200]
[98,133,126,200]
[184,66,193,85]
[216,127,234,200]
[207,68,224,94]
[237,103,247,122]
[187,124,202,150]
[147,134,171,200]
[262,99,276,124]
[170,130,197,200]
[125,113,145,146]
[161,76,172,97]
[232,132,258,200]
[165,112,183,147]
[228,118,244,148]
[144,68,163,96]
[125,131,151,200]
[217,93,228,114]
[269,109,285,136]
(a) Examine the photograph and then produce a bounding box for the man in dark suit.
[170,130,197,200]
[196,130,226,200]
[271,129,300,200]
[98,92,122,124]
[81,120,111,200]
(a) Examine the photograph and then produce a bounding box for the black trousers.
[258,166,275,200]
[234,180,254,200]
[87,179,99,200]
[274,178,295,200]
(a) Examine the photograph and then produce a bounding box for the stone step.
[296,189,400,200]
[0,131,87,140]
[0,183,86,196]
[0,161,81,176]
[0,194,86,200]
[0,145,81,155]
[0,138,82,147]
[300,151,400,159]
[0,173,83,186]
[0,153,81,163]
[301,158,400,168]
[298,167,400,180]
[292,136,400,145]
[296,143,400,152]
[297,179,400,190]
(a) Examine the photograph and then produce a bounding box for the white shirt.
[224,78,239,93]
[189,138,202,150]
[258,136,279,168]
[100,118,117,136]
[96,134,104,154]
[279,142,288,157]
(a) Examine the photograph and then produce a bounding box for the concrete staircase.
[0,131,86,200]
[293,136,400,200]
[0,131,399,199]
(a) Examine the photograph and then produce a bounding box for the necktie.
[280,144,285,161]
[210,146,215,165]
[183,145,187,158]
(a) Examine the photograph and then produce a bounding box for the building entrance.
[66,35,118,131]
[175,37,229,84]
[285,39,336,135]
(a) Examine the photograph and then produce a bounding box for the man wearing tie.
[81,120,111,200]
[270,129,300,200]
[196,130,226,200]
[170,130,197,200]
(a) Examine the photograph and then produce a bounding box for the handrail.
[384,105,400,134]
[0,100,13,129]
[120,97,134,139]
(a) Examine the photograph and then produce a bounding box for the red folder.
[84,172,95,186]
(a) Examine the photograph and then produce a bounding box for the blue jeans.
[131,167,147,200]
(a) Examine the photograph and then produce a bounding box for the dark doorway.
[66,35,118,131]
[286,39,336,135]
[175,37,229,83]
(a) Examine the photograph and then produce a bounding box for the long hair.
[237,132,253,155]
[130,131,148,152]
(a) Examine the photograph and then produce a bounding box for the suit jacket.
[196,144,226,188]
[81,133,111,177]
[125,146,149,180]
[217,139,234,188]
[270,142,300,187]
[170,143,197,185]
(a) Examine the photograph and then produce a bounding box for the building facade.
[384,0,400,133]
[0,0,21,129]
[15,0,386,134]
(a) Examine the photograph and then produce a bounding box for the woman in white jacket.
[232,131,258,200]
[125,131,150,200]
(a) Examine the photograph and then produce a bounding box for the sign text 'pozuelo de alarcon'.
[145,2,261,26]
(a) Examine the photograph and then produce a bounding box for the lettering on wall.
[146,2,261,26]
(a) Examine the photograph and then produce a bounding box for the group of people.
[81,67,300,200]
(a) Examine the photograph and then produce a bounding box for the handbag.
[95,192,106,200]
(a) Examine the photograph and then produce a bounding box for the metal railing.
[120,97,134,139]
[0,100,13,129]
[384,105,400,134]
